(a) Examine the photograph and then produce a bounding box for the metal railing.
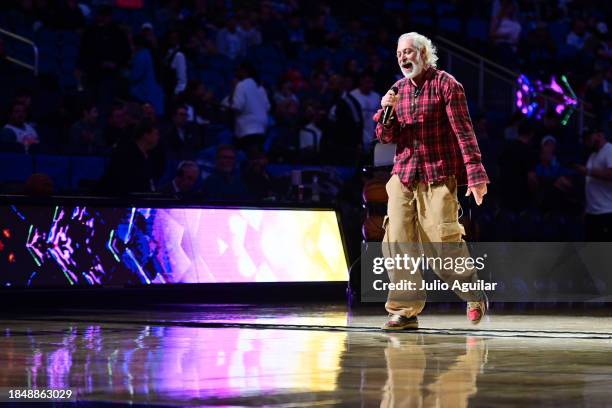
[0,27,38,75]
[435,36,595,134]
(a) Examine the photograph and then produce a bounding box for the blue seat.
[436,2,457,16]
[466,18,489,42]
[33,154,71,191]
[407,0,430,13]
[70,156,107,190]
[0,153,33,182]
[439,17,462,34]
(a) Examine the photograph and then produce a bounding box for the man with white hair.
[374,32,490,330]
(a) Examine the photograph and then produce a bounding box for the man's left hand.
[465,183,487,206]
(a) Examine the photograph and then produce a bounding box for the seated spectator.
[70,101,106,155]
[180,80,214,125]
[273,81,300,125]
[201,145,250,200]
[130,34,164,116]
[159,160,201,198]
[163,104,203,158]
[24,173,54,197]
[104,103,130,147]
[242,152,274,200]
[226,63,270,155]
[98,119,162,195]
[142,102,159,125]
[0,102,39,153]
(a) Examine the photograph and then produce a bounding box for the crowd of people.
[0,0,608,239]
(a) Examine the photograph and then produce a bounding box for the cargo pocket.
[438,221,465,242]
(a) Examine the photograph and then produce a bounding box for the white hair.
[397,32,438,68]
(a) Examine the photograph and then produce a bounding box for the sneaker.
[467,296,488,325]
[382,314,418,331]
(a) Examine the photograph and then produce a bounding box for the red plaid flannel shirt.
[373,67,489,187]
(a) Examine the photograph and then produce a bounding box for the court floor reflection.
[1,312,612,406]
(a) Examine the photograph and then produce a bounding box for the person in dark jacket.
[98,119,162,195]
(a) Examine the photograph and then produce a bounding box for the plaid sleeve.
[373,109,399,144]
[444,80,489,186]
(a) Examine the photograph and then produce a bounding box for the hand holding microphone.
[381,86,399,125]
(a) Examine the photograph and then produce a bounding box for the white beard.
[400,56,424,79]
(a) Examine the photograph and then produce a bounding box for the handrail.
[436,35,519,78]
[439,46,516,86]
[0,27,38,75]
[436,35,595,124]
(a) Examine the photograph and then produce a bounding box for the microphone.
[381,86,399,125]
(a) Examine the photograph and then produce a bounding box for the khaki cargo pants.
[382,174,483,317]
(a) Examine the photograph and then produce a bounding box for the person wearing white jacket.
[228,63,270,155]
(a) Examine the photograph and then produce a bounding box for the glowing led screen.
[0,205,348,287]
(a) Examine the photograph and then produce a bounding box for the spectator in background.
[159,160,201,197]
[350,73,380,154]
[326,75,363,164]
[201,144,250,200]
[1,102,39,153]
[574,129,612,241]
[584,66,611,130]
[140,22,158,51]
[130,34,165,115]
[490,0,521,66]
[163,104,202,158]
[285,13,305,57]
[498,121,538,212]
[76,6,131,108]
[104,103,130,147]
[25,173,54,197]
[298,101,324,162]
[70,101,105,154]
[216,17,246,60]
[180,80,214,125]
[162,30,187,96]
[227,63,270,155]
[99,119,161,195]
[274,80,300,125]
[142,102,159,125]
[567,19,591,51]
[242,151,274,200]
[237,14,262,49]
[535,135,574,212]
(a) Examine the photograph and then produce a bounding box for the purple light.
[522,108,528,114]
[522,85,528,92]
[517,100,523,108]
[555,104,565,114]
[549,76,563,94]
